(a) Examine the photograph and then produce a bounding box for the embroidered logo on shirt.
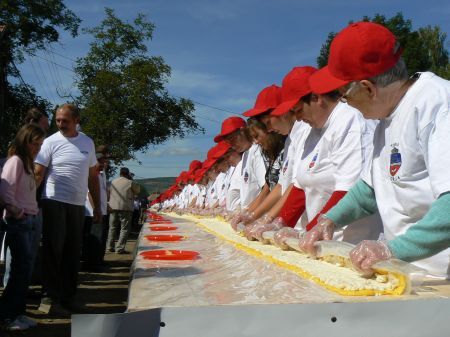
[244,171,249,183]
[308,153,318,170]
[390,146,402,177]
[282,159,289,174]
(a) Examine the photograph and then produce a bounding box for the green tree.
[75,8,202,166]
[316,13,450,79]
[0,0,80,155]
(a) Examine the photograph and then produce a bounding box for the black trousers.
[41,199,85,302]
[82,215,108,266]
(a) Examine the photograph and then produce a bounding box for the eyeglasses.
[339,82,358,103]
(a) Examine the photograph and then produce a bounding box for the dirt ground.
[0,229,139,337]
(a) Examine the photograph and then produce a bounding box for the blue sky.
[16,0,450,179]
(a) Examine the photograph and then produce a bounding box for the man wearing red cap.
[302,21,450,278]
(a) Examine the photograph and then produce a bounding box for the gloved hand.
[230,210,253,231]
[246,216,285,241]
[299,215,335,256]
[241,215,271,240]
[349,239,393,277]
[274,227,305,250]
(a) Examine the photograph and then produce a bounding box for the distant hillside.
[135,177,176,197]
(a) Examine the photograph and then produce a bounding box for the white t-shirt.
[36,131,97,206]
[295,102,382,244]
[227,161,242,211]
[278,121,311,194]
[240,144,267,208]
[363,72,450,277]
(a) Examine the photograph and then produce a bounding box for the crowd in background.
[0,104,144,331]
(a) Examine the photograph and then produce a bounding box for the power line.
[29,58,55,104]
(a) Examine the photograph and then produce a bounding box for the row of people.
[156,21,450,280]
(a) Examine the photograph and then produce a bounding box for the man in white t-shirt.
[35,104,101,313]
[302,22,450,278]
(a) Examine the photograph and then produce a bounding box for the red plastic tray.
[140,250,199,260]
[145,234,184,242]
[148,225,178,231]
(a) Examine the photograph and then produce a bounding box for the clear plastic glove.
[230,210,252,230]
[349,239,393,277]
[274,227,305,250]
[247,216,285,241]
[298,215,335,256]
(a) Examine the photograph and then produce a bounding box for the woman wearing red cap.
[302,22,450,278]
[214,116,267,227]
[246,67,382,249]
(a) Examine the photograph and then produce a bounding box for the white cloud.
[146,146,202,157]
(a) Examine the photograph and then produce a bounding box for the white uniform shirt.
[196,185,207,207]
[240,144,266,208]
[363,72,450,277]
[36,131,97,206]
[189,184,201,206]
[215,173,227,206]
[227,161,242,211]
[295,102,382,244]
[278,121,311,194]
[206,180,219,208]
[219,166,236,207]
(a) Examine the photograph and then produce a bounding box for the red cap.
[310,22,403,94]
[188,160,202,172]
[214,117,246,143]
[243,84,282,117]
[271,67,318,116]
[207,141,231,160]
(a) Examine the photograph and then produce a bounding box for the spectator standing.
[0,124,45,331]
[82,145,110,270]
[3,106,50,287]
[107,167,140,254]
[34,103,100,314]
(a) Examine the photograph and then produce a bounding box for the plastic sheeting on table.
[127,215,450,312]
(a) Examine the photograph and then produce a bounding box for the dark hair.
[247,118,285,161]
[8,124,46,175]
[24,107,48,125]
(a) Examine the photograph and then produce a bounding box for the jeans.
[107,211,132,252]
[3,210,42,287]
[0,215,38,319]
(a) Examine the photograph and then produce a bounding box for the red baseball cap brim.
[243,107,270,117]
[270,99,298,116]
[309,66,350,94]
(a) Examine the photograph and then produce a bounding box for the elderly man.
[301,22,450,279]
[106,167,140,254]
[35,103,101,314]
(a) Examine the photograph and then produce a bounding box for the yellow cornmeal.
[179,215,407,296]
